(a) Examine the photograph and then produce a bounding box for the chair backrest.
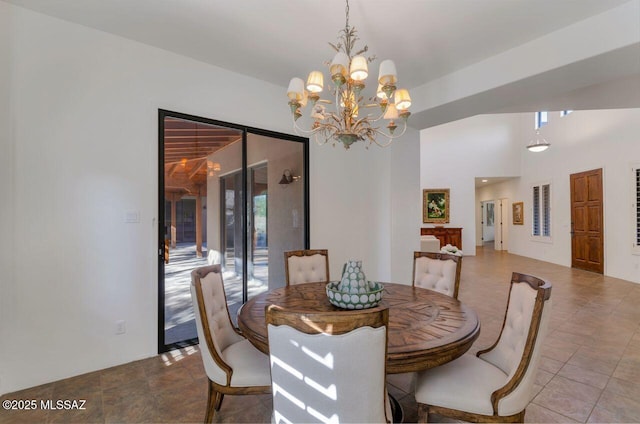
[477,272,552,416]
[412,251,462,299]
[266,306,390,424]
[284,249,330,286]
[191,265,244,386]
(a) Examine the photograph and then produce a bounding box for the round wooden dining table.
[237,282,480,374]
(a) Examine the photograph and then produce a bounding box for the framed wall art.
[513,201,524,225]
[423,189,450,224]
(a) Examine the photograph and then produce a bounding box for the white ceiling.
[6,0,640,128]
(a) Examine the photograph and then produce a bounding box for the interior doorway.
[481,200,495,245]
[570,168,604,274]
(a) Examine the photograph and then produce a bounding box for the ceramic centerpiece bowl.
[325,260,384,309]
[326,281,384,309]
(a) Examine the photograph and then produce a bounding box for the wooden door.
[570,168,604,273]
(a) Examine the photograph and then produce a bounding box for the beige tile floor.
[2,246,640,423]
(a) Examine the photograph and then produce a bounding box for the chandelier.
[286,0,411,149]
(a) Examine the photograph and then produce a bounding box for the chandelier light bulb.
[376,84,388,100]
[306,71,324,93]
[330,52,349,82]
[378,60,397,85]
[350,55,368,81]
[287,78,305,101]
[383,103,399,120]
[394,89,411,110]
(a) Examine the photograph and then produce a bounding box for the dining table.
[237,281,480,374]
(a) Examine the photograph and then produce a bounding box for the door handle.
[164,239,170,264]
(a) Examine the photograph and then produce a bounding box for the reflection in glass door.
[219,171,246,324]
[248,164,268,301]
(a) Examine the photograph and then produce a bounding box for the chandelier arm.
[371,121,409,147]
[368,107,388,123]
[314,132,330,146]
[292,115,321,136]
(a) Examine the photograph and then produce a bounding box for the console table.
[420,227,462,250]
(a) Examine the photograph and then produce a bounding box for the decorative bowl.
[325,281,384,310]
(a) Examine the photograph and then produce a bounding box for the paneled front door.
[570,168,604,274]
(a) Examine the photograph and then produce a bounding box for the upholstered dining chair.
[284,249,330,286]
[412,251,463,299]
[190,265,271,423]
[266,305,391,424]
[414,272,552,423]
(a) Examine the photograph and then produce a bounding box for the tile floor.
[2,246,640,423]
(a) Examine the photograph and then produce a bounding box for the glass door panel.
[246,133,306,297]
[159,111,243,351]
[159,110,308,352]
[220,171,245,323]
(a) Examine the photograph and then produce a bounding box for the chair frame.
[191,265,271,423]
[266,305,390,424]
[418,272,552,423]
[412,251,463,299]
[283,249,330,286]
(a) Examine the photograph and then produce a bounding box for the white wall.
[0,1,14,393]
[309,140,391,282]
[420,114,523,255]
[4,4,291,394]
[422,109,640,283]
[390,127,422,284]
[1,4,405,395]
[512,109,640,282]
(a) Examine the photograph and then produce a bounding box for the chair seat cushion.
[222,339,271,387]
[415,354,507,416]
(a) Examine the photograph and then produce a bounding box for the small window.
[532,183,551,239]
[535,111,548,129]
[560,110,573,117]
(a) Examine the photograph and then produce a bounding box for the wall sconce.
[279,169,301,185]
[207,161,221,177]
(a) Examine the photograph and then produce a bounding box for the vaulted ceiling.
[7,0,640,128]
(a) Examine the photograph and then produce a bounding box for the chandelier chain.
[345,0,350,31]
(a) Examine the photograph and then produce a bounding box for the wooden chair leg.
[205,380,218,423]
[214,392,224,411]
[417,403,430,423]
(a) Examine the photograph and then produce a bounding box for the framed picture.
[423,189,450,223]
[513,201,524,225]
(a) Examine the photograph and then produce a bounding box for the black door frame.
[157,109,309,353]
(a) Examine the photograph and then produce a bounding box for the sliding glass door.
[158,110,308,352]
